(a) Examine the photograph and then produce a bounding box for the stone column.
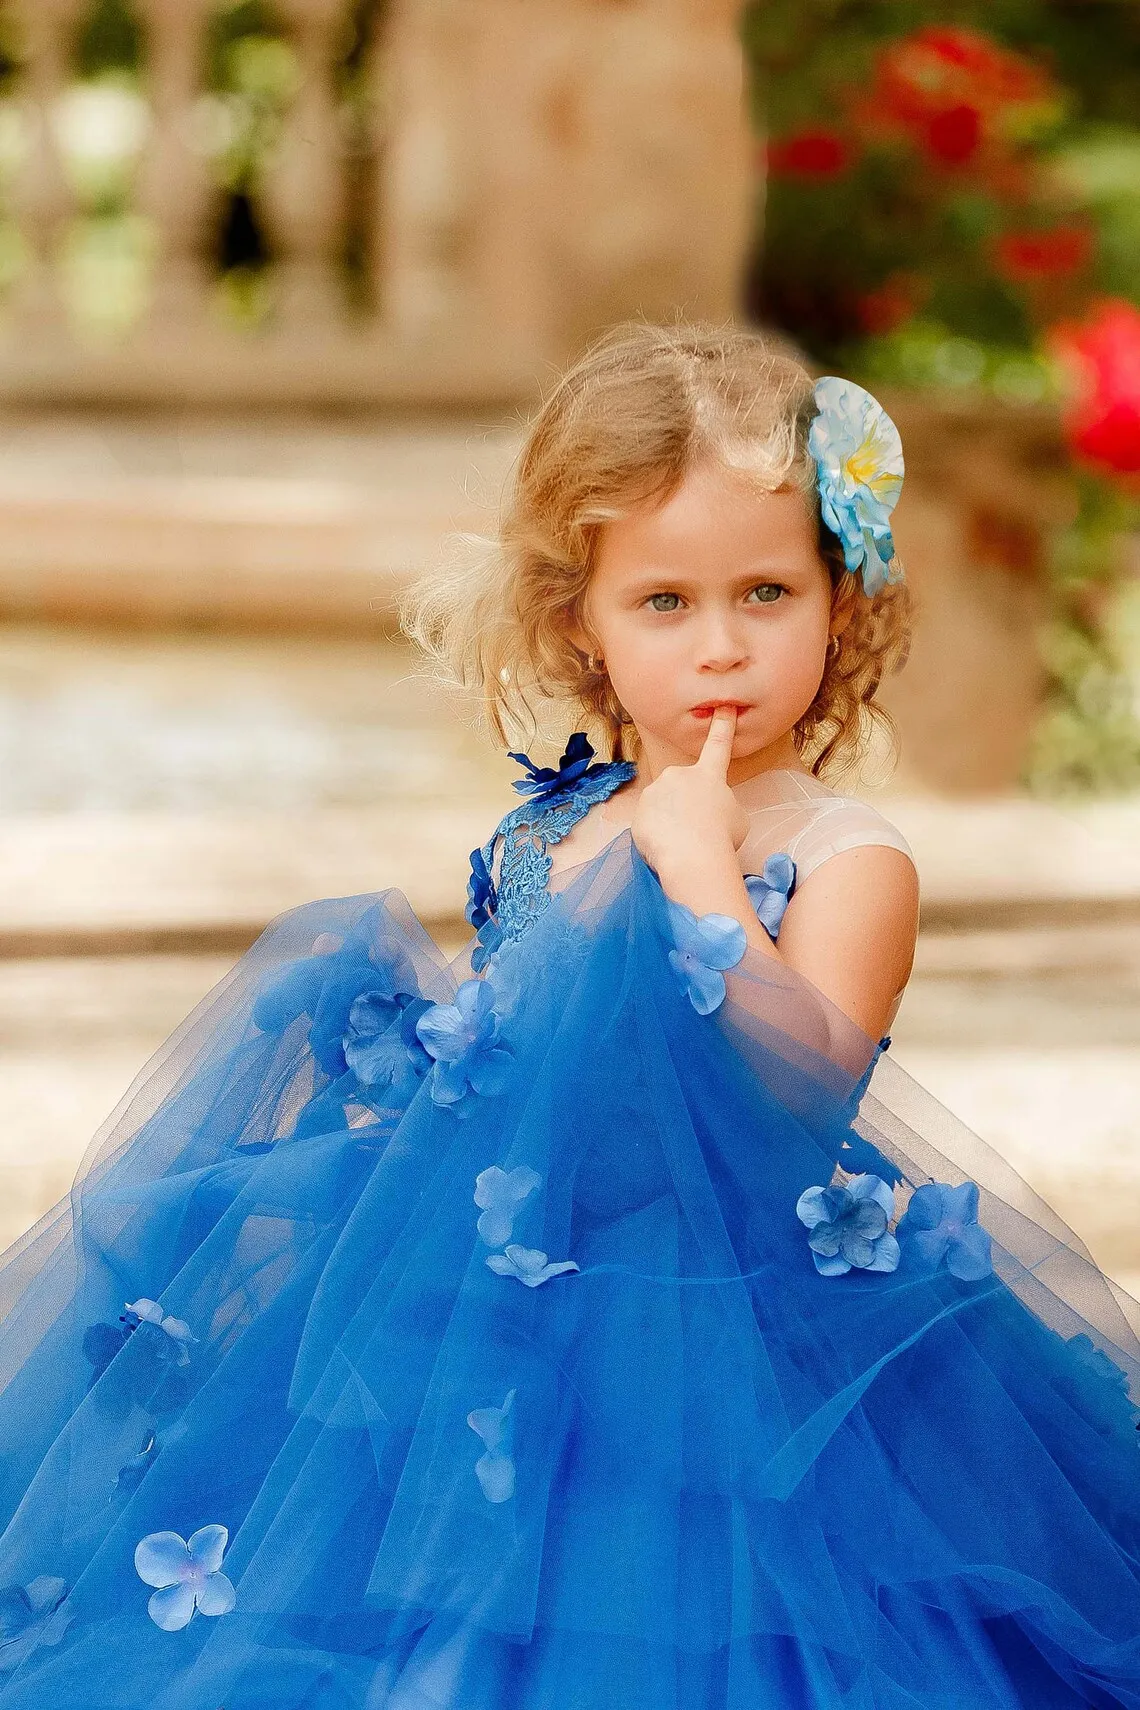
[260,0,350,331]
[8,0,88,334]
[135,0,218,335]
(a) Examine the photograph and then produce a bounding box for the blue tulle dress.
[0,735,1138,1710]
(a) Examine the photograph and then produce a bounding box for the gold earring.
[587,651,605,672]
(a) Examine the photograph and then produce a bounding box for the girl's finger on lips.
[695,704,737,774]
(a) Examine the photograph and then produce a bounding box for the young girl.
[0,321,1137,1710]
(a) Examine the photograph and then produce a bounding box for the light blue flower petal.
[475,1449,515,1503]
[147,1582,197,1631]
[681,958,727,1016]
[813,1250,852,1276]
[795,1186,831,1228]
[808,1224,844,1258]
[429,1061,469,1105]
[664,898,705,960]
[194,1572,237,1618]
[467,1046,513,1098]
[694,912,748,972]
[851,1201,888,1239]
[415,1002,466,1064]
[186,1524,228,1575]
[23,1578,67,1620]
[899,1182,942,1232]
[908,1227,952,1269]
[846,1173,895,1220]
[864,1232,901,1273]
[948,1223,994,1281]
[840,1231,876,1268]
[944,1180,981,1225]
[134,1530,191,1589]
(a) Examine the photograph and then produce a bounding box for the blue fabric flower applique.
[506,731,612,805]
[0,1576,72,1675]
[744,852,797,939]
[473,1164,542,1247]
[486,1244,580,1288]
[123,1298,197,1366]
[416,979,513,1107]
[796,1173,901,1276]
[664,898,748,1015]
[895,1180,994,1281]
[342,989,434,1102]
[466,1388,516,1502]
[113,1427,159,1498]
[466,845,498,929]
[252,919,421,1082]
[134,1524,237,1631]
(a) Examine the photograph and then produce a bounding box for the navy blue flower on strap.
[895,1180,993,1281]
[796,1173,900,1276]
[506,731,612,805]
[415,979,513,1106]
[0,1577,71,1675]
[465,845,498,930]
[744,851,797,940]
[665,898,747,1015]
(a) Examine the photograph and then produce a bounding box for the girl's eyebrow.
[622,565,804,590]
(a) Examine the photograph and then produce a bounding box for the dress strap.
[466,734,636,960]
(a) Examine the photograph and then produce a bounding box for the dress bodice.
[464,735,916,1020]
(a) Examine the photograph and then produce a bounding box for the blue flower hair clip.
[808,376,905,599]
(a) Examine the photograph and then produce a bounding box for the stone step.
[0,413,520,631]
[2,792,1140,958]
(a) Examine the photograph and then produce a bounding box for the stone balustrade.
[0,0,754,405]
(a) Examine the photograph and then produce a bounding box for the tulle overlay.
[0,832,1138,1709]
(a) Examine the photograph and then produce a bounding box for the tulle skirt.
[0,832,1137,1709]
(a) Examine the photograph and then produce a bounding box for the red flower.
[995,225,1093,283]
[855,273,924,335]
[924,105,982,166]
[766,128,853,179]
[1049,299,1140,478]
[866,25,1055,168]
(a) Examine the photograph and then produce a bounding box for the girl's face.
[576,457,850,784]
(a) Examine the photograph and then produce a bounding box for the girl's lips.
[689,702,752,718]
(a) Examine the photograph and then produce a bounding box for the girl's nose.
[694,612,750,670]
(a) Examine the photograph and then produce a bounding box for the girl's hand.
[630,707,751,878]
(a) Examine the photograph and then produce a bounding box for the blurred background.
[0,0,1137,1296]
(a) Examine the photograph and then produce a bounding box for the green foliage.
[742,2,1140,795]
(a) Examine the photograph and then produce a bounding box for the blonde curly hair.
[399,318,913,781]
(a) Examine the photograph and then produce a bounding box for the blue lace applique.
[468,733,636,952]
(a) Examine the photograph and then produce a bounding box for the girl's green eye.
[644,583,787,613]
